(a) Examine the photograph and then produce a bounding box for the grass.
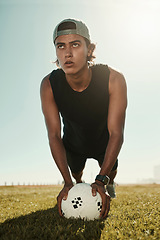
[0,184,160,240]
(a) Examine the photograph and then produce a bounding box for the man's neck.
[65,65,92,92]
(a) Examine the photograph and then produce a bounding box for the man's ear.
[87,43,96,57]
[87,44,92,57]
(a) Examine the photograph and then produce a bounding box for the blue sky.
[0,0,160,185]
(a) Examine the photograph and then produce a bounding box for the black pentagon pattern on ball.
[97,201,102,212]
[62,210,65,216]
[71,196,83,209]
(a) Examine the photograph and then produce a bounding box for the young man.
[40,19,127,219]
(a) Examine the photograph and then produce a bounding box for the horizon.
[0,0,160,186]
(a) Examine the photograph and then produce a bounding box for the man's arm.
[99,67,127,176]
[40,75,73,216]
[92,67,127,218]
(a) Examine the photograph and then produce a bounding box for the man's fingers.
[91,185,97,197]
[57,194,63,216]
[57,184,73,217]
[102,195,110,219]
[62,193,68,200]
[57,192,68,216]
[91,182,110,219]
[99,192,110,219]
[99,194,107,218]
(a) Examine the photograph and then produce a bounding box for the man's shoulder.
[41,68,64,89]
[91,64,110,80]
[92,64,109,71]
[108,66,127,94]
[40,73,51,92]
[92,64,125,84]
[42,68,63,81]
[108,66,125,82]
[50,68,64,79]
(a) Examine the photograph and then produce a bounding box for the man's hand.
[91,181,110,219]
[57,183,74,216]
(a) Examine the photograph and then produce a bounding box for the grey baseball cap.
[53,18,91,43]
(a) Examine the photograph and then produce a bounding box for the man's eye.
[72,43,79,47]
[58,45,64,49]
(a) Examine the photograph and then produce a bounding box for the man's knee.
[72,170,83,178]
[72,170,83,183]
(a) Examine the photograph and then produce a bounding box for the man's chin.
[62,67,77,75]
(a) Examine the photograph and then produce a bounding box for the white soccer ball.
[61,183,102,220]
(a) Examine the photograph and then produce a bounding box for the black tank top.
[49,64,110,156]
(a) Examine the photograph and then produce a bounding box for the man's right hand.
[91,181,110,219]
[57,183,74,216]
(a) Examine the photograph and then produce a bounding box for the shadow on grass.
[0,204,105,240]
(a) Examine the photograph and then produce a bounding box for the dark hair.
[55,21,96,67]
[84,38,96,63]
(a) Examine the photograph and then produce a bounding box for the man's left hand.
[91,181,110,219]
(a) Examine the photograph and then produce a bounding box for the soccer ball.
[61,183,102,220]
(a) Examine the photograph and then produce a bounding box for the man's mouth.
[65,61,74,66]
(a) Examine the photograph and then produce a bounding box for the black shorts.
[65,149,118,174]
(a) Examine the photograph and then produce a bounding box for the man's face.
[55,34,89,75]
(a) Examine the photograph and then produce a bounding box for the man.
[40,18,127,219]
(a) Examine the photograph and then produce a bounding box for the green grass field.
[0,184,159,240]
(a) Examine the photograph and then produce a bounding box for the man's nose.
[65,46,72,58]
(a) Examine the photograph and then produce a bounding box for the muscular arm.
[40,75,72,185]
[40,76,73,216]
[92,68,127,219]
[99,67,127,176]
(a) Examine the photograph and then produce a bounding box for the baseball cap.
[53,18,91,43]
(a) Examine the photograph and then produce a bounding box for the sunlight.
[128,5,159,45]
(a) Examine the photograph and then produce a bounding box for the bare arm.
[40,75,73,215]
[99,67,127,176]
[92,67,127,219]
